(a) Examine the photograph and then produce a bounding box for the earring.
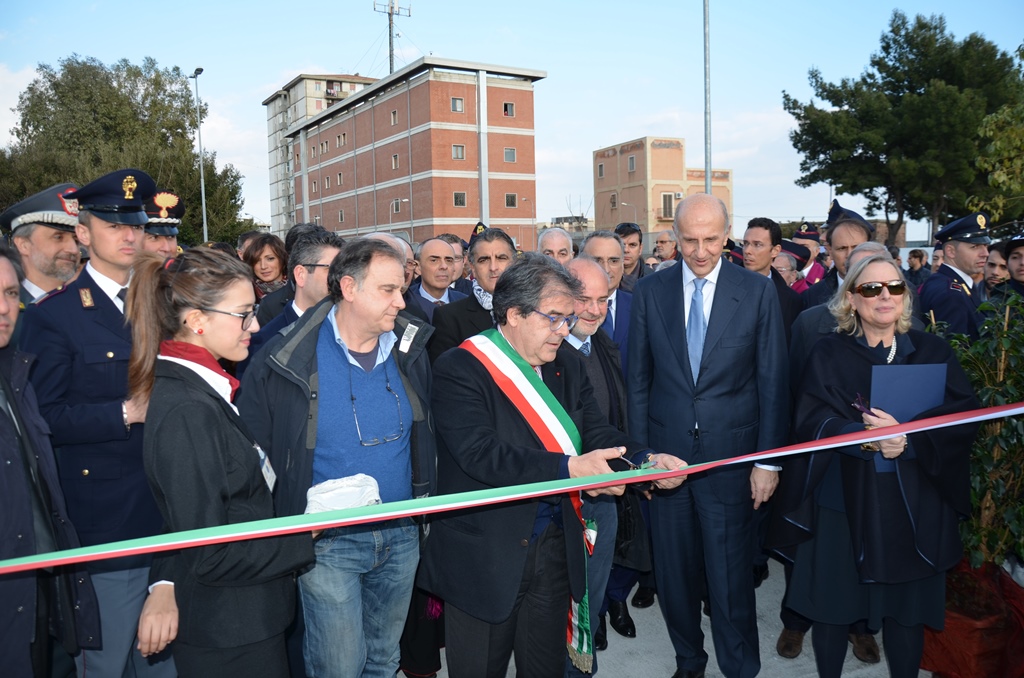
[192,327,204,335]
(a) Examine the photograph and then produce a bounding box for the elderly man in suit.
[420,253,687,678]
[629,193,789,678]
[428,228,517,362]
[21,169,176,677]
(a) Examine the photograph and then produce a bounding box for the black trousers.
[444,523,569,678]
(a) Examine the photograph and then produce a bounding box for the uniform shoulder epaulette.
[34,284,69,304]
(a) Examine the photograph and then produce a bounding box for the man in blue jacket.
[238,237,435,678]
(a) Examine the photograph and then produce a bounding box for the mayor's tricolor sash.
[461,328,596,672]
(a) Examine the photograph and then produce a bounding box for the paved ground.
[434,558,929,677]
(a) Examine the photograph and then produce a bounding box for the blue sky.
[1,1,1021,240]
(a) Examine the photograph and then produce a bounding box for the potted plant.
[921,297,1024,677]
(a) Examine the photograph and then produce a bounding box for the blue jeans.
[300,518,419,678]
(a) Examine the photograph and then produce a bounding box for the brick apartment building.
[592,136,733,235]
[263,57,545,246]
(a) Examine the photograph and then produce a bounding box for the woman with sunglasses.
[127,249,313,676]
[768,252,979,678]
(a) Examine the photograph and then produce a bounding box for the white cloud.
[0,63,38,146]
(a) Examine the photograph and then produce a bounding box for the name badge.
[255,443,276,492]
[399,323,419,354]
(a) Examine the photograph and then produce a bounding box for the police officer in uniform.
[0,183,81,345]
[919,212,992,340]
[141,190,183,258]
[20,168,176,677]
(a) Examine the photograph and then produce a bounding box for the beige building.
[592,137,733,235]
[263,74,377,233]
[264,57,545,247]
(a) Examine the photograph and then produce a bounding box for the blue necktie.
[688,278,707,384]
[579,340,591,357]
[601,297,614,337]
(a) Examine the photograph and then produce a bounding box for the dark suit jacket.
[628,262,789,496]
[20,269,163,546]
[255,281,294,326]
[418,343,638,623]
[145,360,313,648]
[769,268,803,345]
[603,289,632,379]
[427,293,493,363]
[801,266,839,309]
[452,277,473,296]
[407,281,467,324]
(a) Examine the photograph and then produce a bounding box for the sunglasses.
[614,222,642,235]
[854,280,906,298]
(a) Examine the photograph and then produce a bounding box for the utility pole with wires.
[374,0,411,74]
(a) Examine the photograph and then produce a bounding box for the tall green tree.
[784,11,1023,244]
[970,46,1024,224]
[0,55,247,246]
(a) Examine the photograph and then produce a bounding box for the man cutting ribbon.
[418,253,687,677]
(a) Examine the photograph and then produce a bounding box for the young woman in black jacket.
[127,249,313,676]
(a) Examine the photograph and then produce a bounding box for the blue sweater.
[312,319,413,503]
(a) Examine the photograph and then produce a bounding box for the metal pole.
[703,0,712,195]
[388,1,395,74]
[190,68,209,242]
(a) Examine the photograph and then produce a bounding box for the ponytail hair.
[127,248,253,400]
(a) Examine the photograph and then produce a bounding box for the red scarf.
[159,340,240,401]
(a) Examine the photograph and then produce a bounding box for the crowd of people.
[0,167,1005,678]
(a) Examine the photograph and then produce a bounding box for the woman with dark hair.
[768,253,979,678]
[243,233,288,299]
[127,249,313,676]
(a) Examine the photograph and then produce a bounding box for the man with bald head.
[538,227,574,266]
[408,238,467,323]
[629,193,789,678]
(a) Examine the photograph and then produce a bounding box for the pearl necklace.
[886,335,897,364]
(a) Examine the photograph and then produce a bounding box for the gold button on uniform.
[81,469,90,476]
[106,352,114,358]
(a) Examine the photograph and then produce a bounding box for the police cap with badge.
[143,190,184,236]
[934,212,992,246]
[63,169,157,226]
[0,183,80,237]
[780,240,811,268]
[792,222,820,244]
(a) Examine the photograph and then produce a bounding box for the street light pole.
[388,198,410,238]
[621,201,637,224]
[522,197,536,250]
[189,68,209,242]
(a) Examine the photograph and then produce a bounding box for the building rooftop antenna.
[373,0,411,74]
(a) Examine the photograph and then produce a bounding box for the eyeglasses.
[854,280,906,298]
[304,263,331,270]
[197,305,259,330]
[532,309,579,332]
[775,267,794,273]
[740,240,769,251]
[350,364,405,447]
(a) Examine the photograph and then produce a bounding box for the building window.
[338,210,345,223]
[337,172,343,185]
[391,109,398,125]
[610,193,617,209]
[295,151,300,166]
[454,192,467,207]
[315,81,322,91]
[324,175,330,189]
[311,180,317,193]
[392,199,402,214]
[391,154,399,170]
[505,193,517,208]
[628,155,636,172]
[452,144,465,160]
[598,163,604,179]
[336,134,341,148]
[451,97,464,113]
[310,147,316,159]
[504,147,516,163]
[503,102,515,117]
[662,193,674,219]
[315,99,322,111]
[341,132,347,146]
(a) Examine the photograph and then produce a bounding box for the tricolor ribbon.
[1,401,1021,579]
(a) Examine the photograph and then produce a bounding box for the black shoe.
[670,670,705,678]
[631,585,656,608]
[594,615,608,651]
[753,563,770,588]
[607,600,636,638]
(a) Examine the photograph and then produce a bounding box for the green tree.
[784,11,1023,244]
[0,55,247,246]
[970,46,1024,223]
